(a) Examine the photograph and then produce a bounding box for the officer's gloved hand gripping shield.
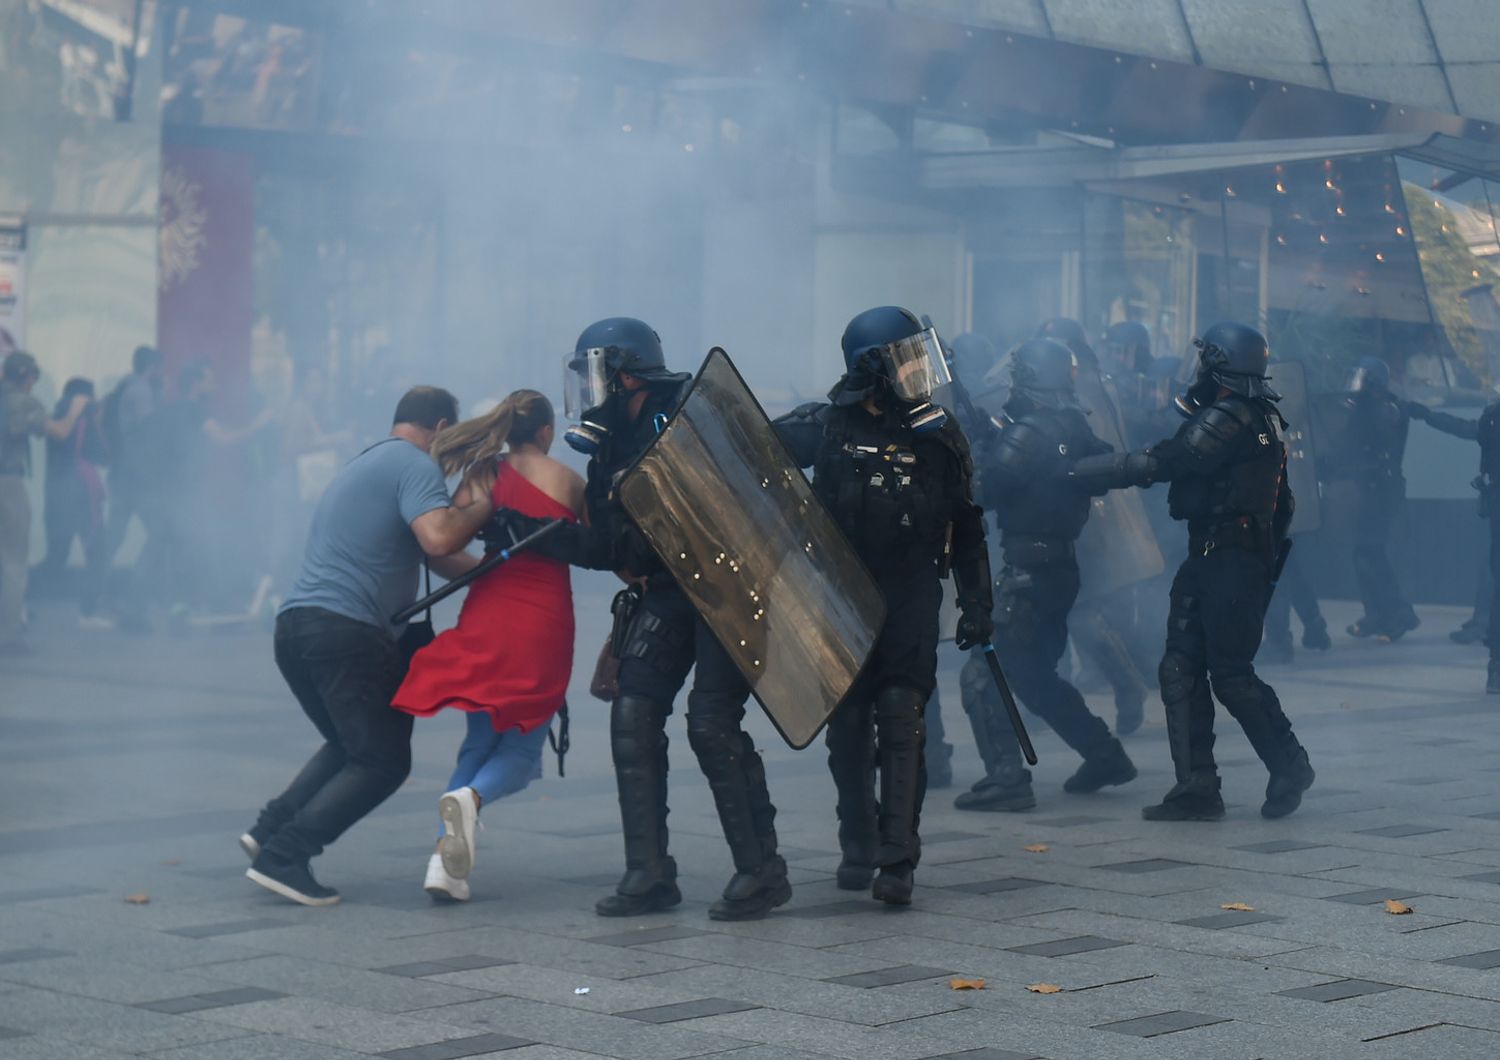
[616,348,887,749]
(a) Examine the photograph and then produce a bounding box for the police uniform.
[1411,400,1500,690]
[774,306,992,905]
[498,318,788,921]
[1338,364,1418,640]
[955,342,1136,812]
[1076,322,1314,821]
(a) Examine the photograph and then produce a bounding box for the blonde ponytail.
[430,389,553,479]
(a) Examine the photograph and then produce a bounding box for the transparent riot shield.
[617,348,887,749]
[1269,360,1322,534]
[1074,366,1166,601]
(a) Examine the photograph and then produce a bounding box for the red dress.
[392,461,576,733]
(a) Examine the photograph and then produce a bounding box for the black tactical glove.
[1405,401,1430,421]
[479,507,604,569]
[955,607,995,651]
[479,508,552,551]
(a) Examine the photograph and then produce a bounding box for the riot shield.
[1074,366,1166,602]
[617,348,887,749]
[1268,360,1322,534]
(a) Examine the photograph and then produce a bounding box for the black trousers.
[1159,547,1303,781]
[256,607,412,862]
[37,477,107,616]
[960,561,1113,777]
[825,572,941,869]
[1263,548,1323,644]
[1352,482,1412,627]
[611,578,778,875]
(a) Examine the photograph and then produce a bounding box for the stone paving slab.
[10,598,1500,1056]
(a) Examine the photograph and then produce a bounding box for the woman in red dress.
[391,390,583,901]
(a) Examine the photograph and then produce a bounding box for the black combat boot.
[710,854,792,921]
[1063,739,1138,794]
[597,697,682,917]
[826,713,878,891]
[1382,606,1420,642]
[872,861,914,906]
[1453,619,1487,645]
[954,768,1036,812]
[1142,772,1225,821]
[1262,748,1315,819]
[1302,618,1331,651]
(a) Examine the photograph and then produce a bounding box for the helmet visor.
[880,327,952,402]
[564,348,610,421]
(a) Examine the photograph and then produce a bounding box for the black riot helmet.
[947,332,998,383]
[833,305,951,434]
[1104,320,1153,375]
[1347,355,1391,394]
[563,316,681,454]
[1177,320,1278,416]
[1008,338,1078,410]
[1036,317,1098,370]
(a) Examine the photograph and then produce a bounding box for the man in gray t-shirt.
[243,386,495,907]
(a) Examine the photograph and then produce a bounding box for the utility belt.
[1189,515,1273,558]
[1001,533,1075,569]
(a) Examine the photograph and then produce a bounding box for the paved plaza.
[6,589,1500,1059]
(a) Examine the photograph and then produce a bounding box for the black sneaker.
[1381,608,1420,643]
[1262,751,1315,819]
[709,859,793,921]
[1302,620,1332,651]
[1452,621,1486,645]
[246,855,340,906]
[1346,617,1381,639]
[1063,743,1137,794]
[872,862,914,906]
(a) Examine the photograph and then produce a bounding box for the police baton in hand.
[390,518,565,625]
[980,642,1038,766]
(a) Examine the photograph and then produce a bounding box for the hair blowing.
[431,389,552,478]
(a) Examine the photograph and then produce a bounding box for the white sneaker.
[78,615,116,632]
[424,853,470,902]
[438,787,480,879]
[239,833,261,861]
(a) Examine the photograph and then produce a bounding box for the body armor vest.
[812,405,956,570]
[1167,396,1286,533]
[988,407,1104,543]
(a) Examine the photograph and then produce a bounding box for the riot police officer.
[1409,398,1500,691]
[775,306,992,905]
[495,318,790,920]
[1337,356,1418,641]
[954,338,1137,812]
[1074,322,1314,821]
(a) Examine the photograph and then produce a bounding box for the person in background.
[35,377,112,629]
[392,390,582,902]
[240,386,494,905]
[102,345,165,630]
[1,353,92,654]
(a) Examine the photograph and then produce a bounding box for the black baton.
[981,642,1038,766]
[390,518,565,625]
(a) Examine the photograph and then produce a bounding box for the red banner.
[157,145,254,400]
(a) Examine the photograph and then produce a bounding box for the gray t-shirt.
[282,437,451,632]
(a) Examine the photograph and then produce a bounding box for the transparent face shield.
[563,348,610,421]
[880,327,952,402]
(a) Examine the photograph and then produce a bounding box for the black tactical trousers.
[1264,548,1323,644]
[825,573,940,871]
[960,562,1114,779]
[612,579,779,882]
[1160,546,1305,781]
[1488,519,1500,666]
[1352,483,1412,627]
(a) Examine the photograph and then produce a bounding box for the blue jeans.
[444,712,549,816]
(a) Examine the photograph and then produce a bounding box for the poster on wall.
[0,220,25,354]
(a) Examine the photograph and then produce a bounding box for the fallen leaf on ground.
[1026,983,1063,994]
[1385,899,1414,915]
[1220,902,1255,912]
[123,893,150,905]
[949,978,986,991]
[1022,843,1049,853]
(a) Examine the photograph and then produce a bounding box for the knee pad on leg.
[1158,650,1202,707]
[612,695,668,765]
